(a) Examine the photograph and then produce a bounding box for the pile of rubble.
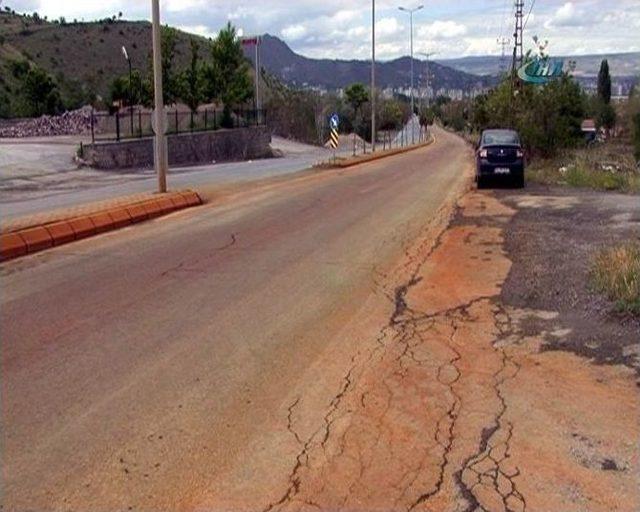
[0,107,94,138]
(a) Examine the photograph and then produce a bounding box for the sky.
[3,0,639,60]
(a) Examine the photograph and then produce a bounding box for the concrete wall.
[83,126,272,169]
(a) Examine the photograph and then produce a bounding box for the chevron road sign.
[328,113,340,149]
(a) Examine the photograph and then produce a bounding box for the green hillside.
[0,9,210,115]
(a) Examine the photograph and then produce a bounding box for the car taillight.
[516,149,524,158]
[479,149,488,158]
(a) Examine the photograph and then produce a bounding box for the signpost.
[328,114,340,162]
[241,36,262,112]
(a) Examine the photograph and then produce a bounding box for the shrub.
[591,243,640,314]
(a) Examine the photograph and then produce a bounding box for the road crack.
[454,302,526,512]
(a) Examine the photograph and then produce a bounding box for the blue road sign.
[330,114,339,129]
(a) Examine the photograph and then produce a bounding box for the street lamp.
[371,0,376,152]
[121,45,134,136]
[398,4,423,144]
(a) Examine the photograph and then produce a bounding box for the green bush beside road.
[591,243,640,315]
[527,143,640,193]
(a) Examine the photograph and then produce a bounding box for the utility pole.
[417,51,436,110]
[511,0,524,77]
[371,0,376,152]
[497,37,509,75]
[399,4,423,145]
[508,0,524,126]
[151,0,167,193]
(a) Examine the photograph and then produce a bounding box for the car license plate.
[495,167,510,174]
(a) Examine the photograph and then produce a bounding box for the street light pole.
[399,4,423,144]
[371,0,376,152]
[151,0,167,193]
[122,46,133,136]
[255,37,260,111]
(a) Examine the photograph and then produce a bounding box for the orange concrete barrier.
[106,208,132,229]
[45,222,75,246]
[125,204,150,223]
[180,191,202,207]
[1,190,202,262]
[323,137,435,169]
[142,200,164,219]
[0,233,27,259]
[20,226,53,252]
[68,217,96,239]
[155,197,177,214]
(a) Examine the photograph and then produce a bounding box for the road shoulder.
[207,185,639,511]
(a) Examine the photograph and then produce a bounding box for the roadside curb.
[321,136,435,169]
[0,190,202,262]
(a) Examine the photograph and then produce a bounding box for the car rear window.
[482,132,520,145]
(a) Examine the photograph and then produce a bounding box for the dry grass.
[528,141,640,194]
[591,243,640,315]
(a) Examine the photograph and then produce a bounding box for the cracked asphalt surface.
[2,128,638,511]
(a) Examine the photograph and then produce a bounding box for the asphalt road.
[0,136,331,220]
[1,127,472,510]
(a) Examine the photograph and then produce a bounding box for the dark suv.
[476,129,525,188]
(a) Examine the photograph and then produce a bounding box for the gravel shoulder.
[496,184,640,376]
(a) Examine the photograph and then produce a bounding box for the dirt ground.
[496,184,640,375]
[214,184,639,512]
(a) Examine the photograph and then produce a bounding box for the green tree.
[109,75,130,105]
[597,102,617,131]
[344,82,369,136]
[379,99,406,130]
[470,74,585,157]
[180,38,205,115]
[632,112,640,162]
[110,70,151,107]
[160,25,179,105]
[597,59,612,105]
[628,85,640,161]
[204,22,253,127]
[0,90,11,118]
[22,67,61,116]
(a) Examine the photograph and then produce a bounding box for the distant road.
[1,120,424,221]
[0,136,331,220]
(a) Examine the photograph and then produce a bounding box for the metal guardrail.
[344,125,430,158]
[90,108,267,143]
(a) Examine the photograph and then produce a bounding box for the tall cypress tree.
[597,59,612,104]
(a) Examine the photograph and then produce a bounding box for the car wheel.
[513,173,525,188]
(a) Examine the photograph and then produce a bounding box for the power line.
[523,0,536,31]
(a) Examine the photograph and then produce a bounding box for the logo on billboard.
[518,57,564,84]
[517,36,566,84]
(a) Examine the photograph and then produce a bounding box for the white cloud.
[281,24,307,41]
[178,24,216,39]
[418,20,467,40]
[377,17,401,37]
[332,9,359,25]
[544,2,594,28]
